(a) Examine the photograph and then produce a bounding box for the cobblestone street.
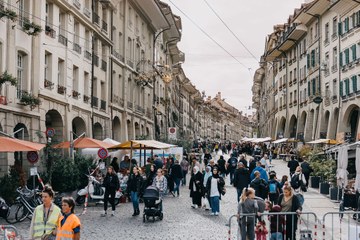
[0,173,240,239]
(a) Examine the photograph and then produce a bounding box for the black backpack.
[291,174,301,189]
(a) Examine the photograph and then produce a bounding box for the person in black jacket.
[127,166,143,216]
[101,166,120,217]
[189,166,203,208]
[277,185,302,240]
[250,171,268,200]
[170,160,183,197]
[217,156,227,178]
[287,156,299,177]
[300,158,312,187]
[233,162,250,202]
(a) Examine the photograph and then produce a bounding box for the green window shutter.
[352,75,357,92]
[340,52,343,67]
[345,79,350,95]
[307,54,310,68]
[318,78,321,93]
[308,81,311,96]
[345,17,349,32]
[352,45,357,61]
[311,50,315,67]
[340,81,343,96]
[338,22,343,35]
[345,49,350,64]
[312,79,316,95]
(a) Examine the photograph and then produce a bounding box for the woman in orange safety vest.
[56,197,81,240]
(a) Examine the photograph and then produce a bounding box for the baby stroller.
[142,186,163,222]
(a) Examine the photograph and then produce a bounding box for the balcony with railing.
[146,108,152,119]
[100,100,106,110]
[84,50,91,60]
[72,90,80,99]
[127,60,134,69]
[83,95,90,103]
[101,60,107,71]
[73,43,81,54]
[112,50,124,62]
[135,105,145,114]
[127,101,133,109]
[92,96,98,108]
[45,26,56,38]
[57,85,66,95]
[92,12,100,26]
[58,34,68,46]
[93,54,99,67]
[83,7,91,18]
[73,0,81,9]
[102,20,107,32]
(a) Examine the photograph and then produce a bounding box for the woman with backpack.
[250,171,268,200]
[268,172,281,203]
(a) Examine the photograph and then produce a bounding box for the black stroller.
[142,186,163,222]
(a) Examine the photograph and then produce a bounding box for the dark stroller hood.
[143,186,160,199]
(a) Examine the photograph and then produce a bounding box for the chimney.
[217,92,221,99]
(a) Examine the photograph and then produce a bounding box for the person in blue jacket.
[250,161,268,183]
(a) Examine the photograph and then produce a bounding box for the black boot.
[135,208,140,216]
[132,210,137,216]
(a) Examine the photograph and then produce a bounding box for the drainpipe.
[110,8,114,139]
[335,14,343,138]
[91,0,95,139]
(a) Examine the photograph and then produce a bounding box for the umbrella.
[53,137,114,149]
[336,145,349,187]
[0,136,45,152]
[355,148,360,191]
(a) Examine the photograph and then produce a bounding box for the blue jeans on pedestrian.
[236,188,244,202]
[182,171,187,185]
[173,178,180,195]
[270,232,283,240]
[130,191,139,211]
[210,196,220,213]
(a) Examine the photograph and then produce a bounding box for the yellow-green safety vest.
[33,204,61,238]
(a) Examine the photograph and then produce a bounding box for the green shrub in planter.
[0,164,26,204]
[51,157,79,192]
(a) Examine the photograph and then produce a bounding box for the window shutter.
[307,54,310,68]
[352,75,357,92]
[352,45,357,61]
[311,50,315,67]
[340,81,343,96]
[345,48,350,64]
[338,21,343,35]
[312,79,316,95]
[308,81,311,96]
[345,17,349,32]
[339,52,343,67]
[345,79,350,95]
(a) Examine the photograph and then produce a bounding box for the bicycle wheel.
[5,202,21,224]
[16,204,30,222]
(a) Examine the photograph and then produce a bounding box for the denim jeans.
[130,191,139,211]
[173,178,181,195]
[240,218,255,240]
[210,196,220,213]
[182,171,187,185]
[270,232,283,240]
[229,170,235,184]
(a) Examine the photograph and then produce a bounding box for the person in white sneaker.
[205,167,225,216]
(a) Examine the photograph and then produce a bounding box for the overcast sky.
[163,0,305,115]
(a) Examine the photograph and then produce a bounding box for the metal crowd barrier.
[321,211,360,240]
[0,225,22,240]
[228,211,318,240]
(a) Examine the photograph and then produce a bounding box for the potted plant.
[307,149,324,188]
[0,71,17,86]
[0,8,17,21]
[22,20,42,36]
[19,91,41,110]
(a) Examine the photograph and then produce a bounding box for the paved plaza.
[1,157,357,239]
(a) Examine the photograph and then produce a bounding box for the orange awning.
[53,137,114,149]
[0,137,45,152]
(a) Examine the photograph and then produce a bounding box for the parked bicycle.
[14,186,42,222]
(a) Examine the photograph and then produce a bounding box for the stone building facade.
[253,0,360,143]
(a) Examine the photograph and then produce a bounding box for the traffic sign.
[98,148,108,159]
[46,128,55,138]
[27,151,39,164]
